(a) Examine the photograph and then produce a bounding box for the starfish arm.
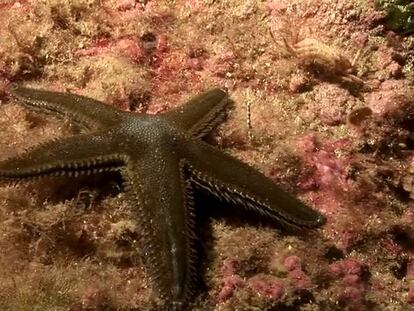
[121,155,197,310]
[162,88,231,139]
[10,85,127,131]
[0,133,127,182]
[187,141,326,229]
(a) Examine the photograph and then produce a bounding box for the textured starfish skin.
[0,85,326,310]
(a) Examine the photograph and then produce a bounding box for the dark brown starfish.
[0,85,326,310]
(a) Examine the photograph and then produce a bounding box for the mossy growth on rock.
[375,0,414,34]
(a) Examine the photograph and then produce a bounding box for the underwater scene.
[0,0,413,310]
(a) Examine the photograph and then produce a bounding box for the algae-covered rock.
[375,0,414,34]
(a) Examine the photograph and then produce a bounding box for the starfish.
[0,85,326,310]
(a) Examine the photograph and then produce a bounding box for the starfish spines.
[0,85,326,310]
[0,131,130,183]
[10,84,128,131]
[189,94,231,138]
[164,88,232,139]
[120,168,184,303]
[0,154,125,180]
[180,177,198,304]
[187,157,325,229]
[185,140,326,228]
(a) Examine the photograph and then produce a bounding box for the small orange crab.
[285,38,364,85]
[270,27,364,86]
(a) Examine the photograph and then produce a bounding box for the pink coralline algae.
[115,38,145,62]
[217,259,245,303]
[217,275,245,303]
[217,258,287,303]
[282,256,312,291]
[328,259,368,310]
[339,286,364,310]
[366,80,414,119]
[294,134,375,251]
[329,258,363,277]
[296,135,350,195]
[374,46,405,79]
[0,0,27,10]
[247,275,285,300]
[288,268,312,291]
[283,255,302,271]
[208,51,237,78]
[186,48,208,71]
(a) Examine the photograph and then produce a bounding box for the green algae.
[375,0,414,34]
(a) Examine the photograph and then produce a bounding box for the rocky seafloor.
[0,0,413,310]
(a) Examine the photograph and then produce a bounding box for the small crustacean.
[270,28,364,86]
[287,38,352,73]
[285,38,364,86]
